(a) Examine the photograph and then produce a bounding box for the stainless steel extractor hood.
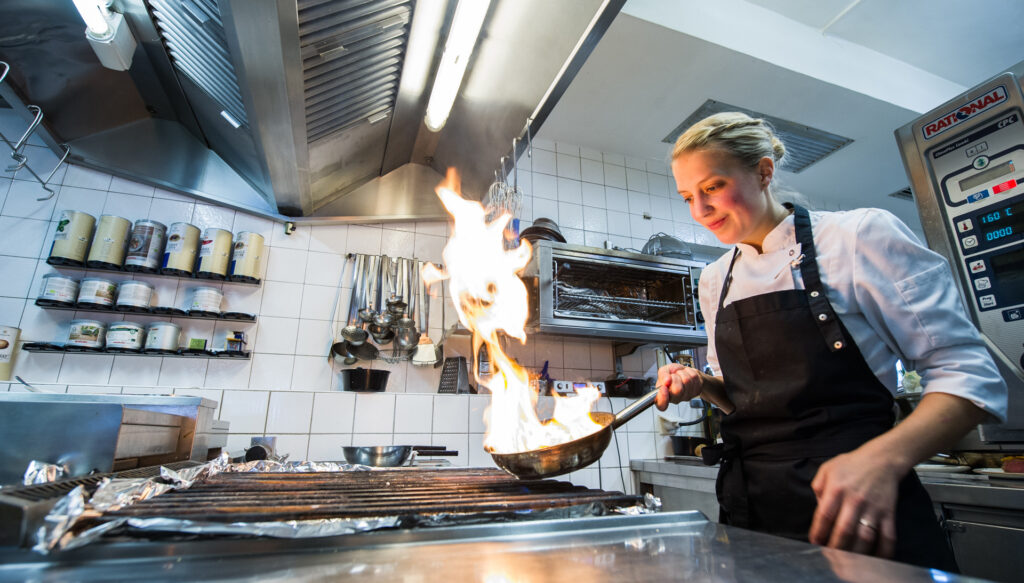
[0,0,625,221]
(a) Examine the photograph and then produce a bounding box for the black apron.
[702,204,957,571]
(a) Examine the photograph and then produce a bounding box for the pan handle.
[611,389,659,430]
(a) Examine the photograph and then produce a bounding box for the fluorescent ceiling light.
[423,0,490,132]
[72,0,112,38]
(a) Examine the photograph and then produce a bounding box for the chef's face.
[671,149,776,248]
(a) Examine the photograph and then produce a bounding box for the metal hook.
[11,105,43,156]
[34,144,71,201]
[512,137,519,191]
[500,156,508,184]
[0,61,9,85]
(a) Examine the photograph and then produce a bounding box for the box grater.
[437,357,471,394]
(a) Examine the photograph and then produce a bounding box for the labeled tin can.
[106,321,144,351]
[77,278,117,308]
[229,231,265,283]
[115,280,154,311]
[162,222,200,276]
[196,228,232,279]
[86,215,131,269]
[67,319,106,348]
[188,286,223,315]
[145,322,180,353]
[0,325,19,380]
[48,210,95,266]
[37,275,80,306]
[125,219,167,272]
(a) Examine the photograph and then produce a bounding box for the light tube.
[423,0,490,132]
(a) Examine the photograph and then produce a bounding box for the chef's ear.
[758,157,775,187]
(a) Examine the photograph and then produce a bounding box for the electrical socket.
[551,380,606,395]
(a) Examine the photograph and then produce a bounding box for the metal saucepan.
[342,445,458,467]
[490,389,658,479]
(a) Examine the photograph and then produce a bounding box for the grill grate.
[103,468,640,523]
[298,0,414,142]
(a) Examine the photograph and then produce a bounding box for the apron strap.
[717,248,741,312]
[788,204,848,353]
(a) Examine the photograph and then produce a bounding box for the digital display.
[960,160,1015,192]
[990,247,1024,305]
[979,200,1024,244]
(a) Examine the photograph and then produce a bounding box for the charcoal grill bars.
[104,468,640,523]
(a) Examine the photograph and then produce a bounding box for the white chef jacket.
[698,207,1008,422]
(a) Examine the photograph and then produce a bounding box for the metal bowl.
[342,445,412,467]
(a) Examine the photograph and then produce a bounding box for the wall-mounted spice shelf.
[34,300,257,322]
[45,258,262,287]
[22,343,251,359]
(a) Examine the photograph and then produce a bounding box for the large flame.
[424,168,603,454]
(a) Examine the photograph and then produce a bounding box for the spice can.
[0,325,19,381]
[196,228,232,279]
[37,275,80,306]
[162,222,200,276]
[48,210,95,266]
[145,322,180,352]
[86,215,132,269]
[188,286,223,315]
[229,231,265,283]
[116,280,154,311]
[106,321,144,351]
[77,278,117,308]
[125,219,167,272]
[67,319,106,348]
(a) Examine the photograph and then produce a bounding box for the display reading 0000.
[980,200,1024,243]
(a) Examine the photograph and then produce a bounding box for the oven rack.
[555,292,687,321]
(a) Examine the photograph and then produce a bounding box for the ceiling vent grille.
[888,186,914,201]
[148,0,248,127]
[299,0,413,143]
[663,100,853,173]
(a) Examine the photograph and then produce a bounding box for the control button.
[974,277,991,290]
[969,259,986,273]
[979,294,997,309]
[973,155,989,169]
[992,179,1018,195]
[1003,308,1023,322]
[976,141,988,154]
[962,235,978,249]
[967,190,989,203]
[965,146,977,157]
[956,218,974,232]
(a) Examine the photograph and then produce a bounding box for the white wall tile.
[351,433,393,447]
[627,191,651,215]
[109,355,161,386]
[267,247,308,282]
[603,152,625,166]
[248,353,294,390]
[220,390,269,433]
[108,176,155,197]
[158,357,209,387]
[625,157,646,170]
[294,319,333,357]
[204,358,253,389]
[530,149,557,175]
[0,217,49,258]
[66,384,116,395]
[629,215,653,239]
[581,158,604,184]
[580,147,602,161]
[650,195,672,219]
[606,210,630,236]
[271,222,310,250]
[64,165,112,191]
[292,355,333,390]
[604,187,629,213]
[394,394,434,433]
[260,281,303,318]
[103,192,152,220]
[581,182,605,208]
[300,284,339,321]
[432,394,468,433]
[582,206,608,233]
[266,391,314,433]
[603,163,626,189]
[346,225,382,255]
[0,256,38,298]
[272,434,310,461]
[430,433,469,466]
[307,224,348,253]
[232,213,276,243]
[307,434,352,461]
[148,198,194,225]
[254,316,299,354]
[531,172,557,200]
[311,392,356,433]
[221,283,263,315]
[561,227,584,245]
[468,395,489,433]
[468,433,497,467]
[555,153,581,180]
[353,392,395,433]
[557,202,583,230]
[556,177,582,204]
[405,362,441,394]
[11,350,63,383]
[4,180,56,220]
[380,228,415,258]
[0,297,25,327]
[56,353,113,384]
[51,185,108,219]
[532,197,558,223]
[413,233,445,263]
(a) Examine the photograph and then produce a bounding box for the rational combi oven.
[522,241,707,346]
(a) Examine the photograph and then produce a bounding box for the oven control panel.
[930,106,1024,369]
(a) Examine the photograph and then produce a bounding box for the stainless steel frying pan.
[489,390,658,479]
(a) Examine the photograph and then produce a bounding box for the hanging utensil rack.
[0,61,71,201]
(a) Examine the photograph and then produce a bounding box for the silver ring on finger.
[858,518,878,532]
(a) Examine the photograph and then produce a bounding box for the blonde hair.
[671,112,787,172]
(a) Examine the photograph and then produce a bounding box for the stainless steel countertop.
[0,511,990,582]
[0,393,217,409]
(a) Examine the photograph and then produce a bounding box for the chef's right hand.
[655,364,704,410]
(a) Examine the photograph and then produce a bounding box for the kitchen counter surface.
[0,511,984,582]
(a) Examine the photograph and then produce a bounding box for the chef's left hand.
[809,449,900,558]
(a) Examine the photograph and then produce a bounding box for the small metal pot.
[342,446,412,467]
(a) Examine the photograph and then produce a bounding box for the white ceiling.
[538,0,1024,229]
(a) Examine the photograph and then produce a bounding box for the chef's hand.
[809,449,900,558]
[655,363,704,410]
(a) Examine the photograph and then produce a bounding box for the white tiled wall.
[0,111,727,493]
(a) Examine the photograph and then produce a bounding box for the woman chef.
[655,112,1007,569]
